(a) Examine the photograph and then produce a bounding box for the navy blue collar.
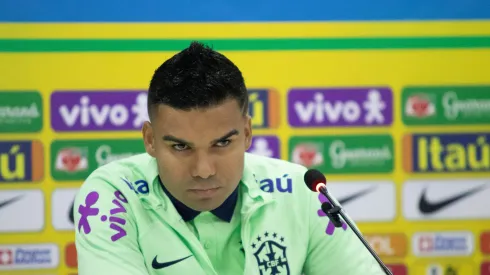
[159,177,238,223]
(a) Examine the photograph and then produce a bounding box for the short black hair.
[147,41,248,119]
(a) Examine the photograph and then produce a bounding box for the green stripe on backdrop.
[1,37,490,52]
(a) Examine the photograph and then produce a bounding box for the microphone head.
[304,169,327,192]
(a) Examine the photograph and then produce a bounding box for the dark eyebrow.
[162,129,239,146]
[212,129,239,144]
[162,135,194,146]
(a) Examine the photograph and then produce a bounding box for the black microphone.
[321,202,343,228]
[304,169,394,275]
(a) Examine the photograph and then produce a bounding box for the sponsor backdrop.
[1,1,490,274]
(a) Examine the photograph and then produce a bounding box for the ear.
[142,121,157,157]
[244,115,252,150]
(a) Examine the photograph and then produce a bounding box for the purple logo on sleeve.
[317,193,347,235]
[50,91,149,132]
[106,190,128,242]
[78,191,100,234]
[77,189,129,242]
[288,87,393,127]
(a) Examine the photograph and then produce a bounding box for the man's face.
[143,99,252,212]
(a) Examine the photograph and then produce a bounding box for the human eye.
[172,144,189,151]
[215,139,231,147]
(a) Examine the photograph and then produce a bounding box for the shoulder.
[78,153,154,195]
[85,153,153,181]
[73,153,154,243]
[243,153,309,196]
[245,152,308,176]
[74,153,155,220]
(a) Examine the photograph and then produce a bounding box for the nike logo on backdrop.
[152,255,193,269]
[69,201,74,224]
[337,187,377,205]
[418,184,487,214]
[0,195,23,209]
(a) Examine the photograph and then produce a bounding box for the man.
[74,41,385,275]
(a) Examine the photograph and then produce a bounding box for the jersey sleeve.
[74,169,148,275]
[302,190,386,275]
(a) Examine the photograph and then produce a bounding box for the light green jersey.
[74,152,385,274]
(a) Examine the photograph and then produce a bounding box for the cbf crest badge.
[251,231,290,275]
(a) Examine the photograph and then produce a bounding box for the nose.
[190,151,216,179]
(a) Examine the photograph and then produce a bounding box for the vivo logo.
[51,91,148,132]
[287,88,393,127]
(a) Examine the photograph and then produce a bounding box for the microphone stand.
[319,186,394,275]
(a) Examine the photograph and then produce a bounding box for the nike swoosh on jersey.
[69,201,74,224]
[337,186,377,205]
[418,184,487,214]
[152,255,193,269]
[0,195,23,209]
